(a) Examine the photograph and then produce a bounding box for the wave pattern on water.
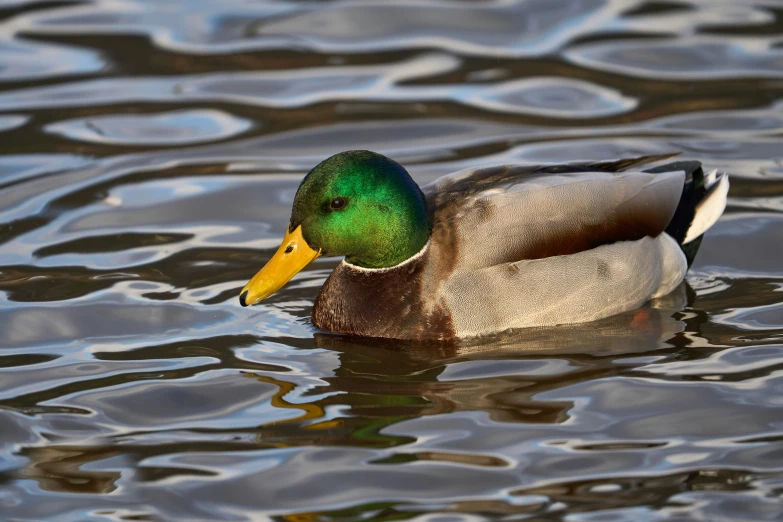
[0,0,782,521]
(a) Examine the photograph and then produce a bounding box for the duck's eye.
[330,197,347,210]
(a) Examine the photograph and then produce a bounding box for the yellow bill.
[239,225,321,307]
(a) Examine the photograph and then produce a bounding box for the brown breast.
[311,248,456,341]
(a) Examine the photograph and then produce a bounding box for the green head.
[290,150,431,268]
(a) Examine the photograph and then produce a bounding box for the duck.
[239,150,729,341]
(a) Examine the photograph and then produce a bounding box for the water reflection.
[1,0,782,520]
[566,39,783,79]
[46,109,254,146]
[0,37,104,82]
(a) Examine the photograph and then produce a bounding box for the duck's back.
[423,157,686,269]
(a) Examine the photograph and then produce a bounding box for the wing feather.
[425,165,685,268]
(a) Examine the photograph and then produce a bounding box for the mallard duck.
[239,150,729,340]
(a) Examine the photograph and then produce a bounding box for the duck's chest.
[311,258,455,341]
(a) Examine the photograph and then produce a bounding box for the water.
[1,0,782,520]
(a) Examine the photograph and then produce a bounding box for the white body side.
[442,233,688,338]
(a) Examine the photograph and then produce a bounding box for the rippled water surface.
[1,0,783,520]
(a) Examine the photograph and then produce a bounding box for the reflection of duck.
[312,284,692,424]
[240,151,728,341]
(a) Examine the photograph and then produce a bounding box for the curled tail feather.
[683,170,729,244]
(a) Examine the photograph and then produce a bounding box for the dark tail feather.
[644,160,707,267]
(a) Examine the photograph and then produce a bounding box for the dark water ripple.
[1,0,783,520]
